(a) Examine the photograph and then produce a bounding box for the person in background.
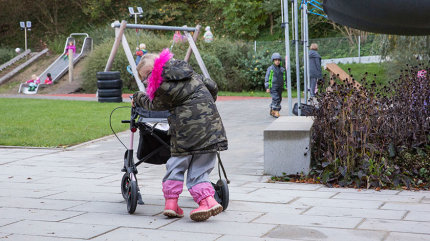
[309,43,322,97]
[203,26,213,43]
[26,74,40,91]
[44,73,53,85]
[63,41,76,60]
[265,53,286,118]
[173,31,184,43]
[135,43,147,65]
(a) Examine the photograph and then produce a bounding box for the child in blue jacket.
[265,53,286,118]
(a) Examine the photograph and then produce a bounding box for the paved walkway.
[0,96,429,241]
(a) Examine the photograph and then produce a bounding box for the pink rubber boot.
[162,180,184,218]
[190,196,223,222]
[163,198,184,218]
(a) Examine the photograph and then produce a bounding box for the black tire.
[98,89,122,97]
[97,79,122,89]
[127,179,138,214]
[97,71,120,80]
[121,173,130,200]
[98,96,122,103]
[216,179,229,211]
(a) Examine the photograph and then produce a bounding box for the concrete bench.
[264,116,314,176]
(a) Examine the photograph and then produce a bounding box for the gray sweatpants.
[310,78,318,97]
[163,153,216,189]
[270,87,283,111]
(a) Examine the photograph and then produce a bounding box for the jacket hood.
[271,52,282,62]
[309,50,321,58]
[162,59,194,82]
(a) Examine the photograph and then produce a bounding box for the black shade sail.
[323,0,430,35]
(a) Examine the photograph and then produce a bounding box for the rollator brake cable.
[217,152,230,184]
[109,106,132,150]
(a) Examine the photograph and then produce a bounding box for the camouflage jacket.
[133,59,228,156]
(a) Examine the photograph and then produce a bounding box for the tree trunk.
[270,13,273,35]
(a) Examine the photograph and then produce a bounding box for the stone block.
[264,116,313,176]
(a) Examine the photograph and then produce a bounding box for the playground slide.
[325,63,361,90]
[19,33,92,94]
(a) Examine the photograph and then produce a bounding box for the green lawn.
[0,98,130,147]
[324,62,388,86]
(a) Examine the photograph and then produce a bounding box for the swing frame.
[105,20,207,92]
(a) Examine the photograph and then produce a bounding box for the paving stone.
[397,190,430,197]
[91,227,221,241]
[290,197,383,209]
[0,174,50,183]
[0,219,20,227]
[385,232,430,241]
[217,235,298,241]
[43,191,124,202]
[317,187,401,195]
[332,192,421,202]
[209,210,264,223]
[250,188,335,199]
[231,192,296,204]
[65,201,160,216]
[160,220,276,236]
[0,182,62,191]
[0,196,86,210]
[46,183,121,194]
[381,202,430,212]
[0,207,83,222]
[64,212,175,229]
[227,200,306,214]
[359,219,430,234]
[0,187,61,199]
[253,213,363,229]
[0,220,116,239]
[241,182,322,191]
[404,211,430,222]
[303,206,406,220]
[0,233,80,240]
[263,225,386,241]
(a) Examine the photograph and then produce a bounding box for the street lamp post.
[20,21,32,51]
[128,7,143,48]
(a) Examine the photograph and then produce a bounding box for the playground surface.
[0,96,429,240]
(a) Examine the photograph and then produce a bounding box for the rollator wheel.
[121,173,130,200]
[214,179,229,211]
[127,180,138,214]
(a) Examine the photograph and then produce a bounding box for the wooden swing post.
[105,20,127,72]
[184,25,201,62]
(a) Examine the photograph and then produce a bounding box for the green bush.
[0,47,16,65]
[239,51,271,90]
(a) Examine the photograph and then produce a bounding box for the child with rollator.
[132,49,228,222]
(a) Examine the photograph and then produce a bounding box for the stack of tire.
[97,71,123,103]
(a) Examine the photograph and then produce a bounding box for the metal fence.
[252,35,386,60]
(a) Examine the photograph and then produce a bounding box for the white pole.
[294,0,301,116]
[283,0,293,116]
[305,1,310,101]
[358,35,361,63]
[302,2,307,104]
[254,41,256,53]
[24,27,27,51]
[135,13,139,48]
[68,48,73,83]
